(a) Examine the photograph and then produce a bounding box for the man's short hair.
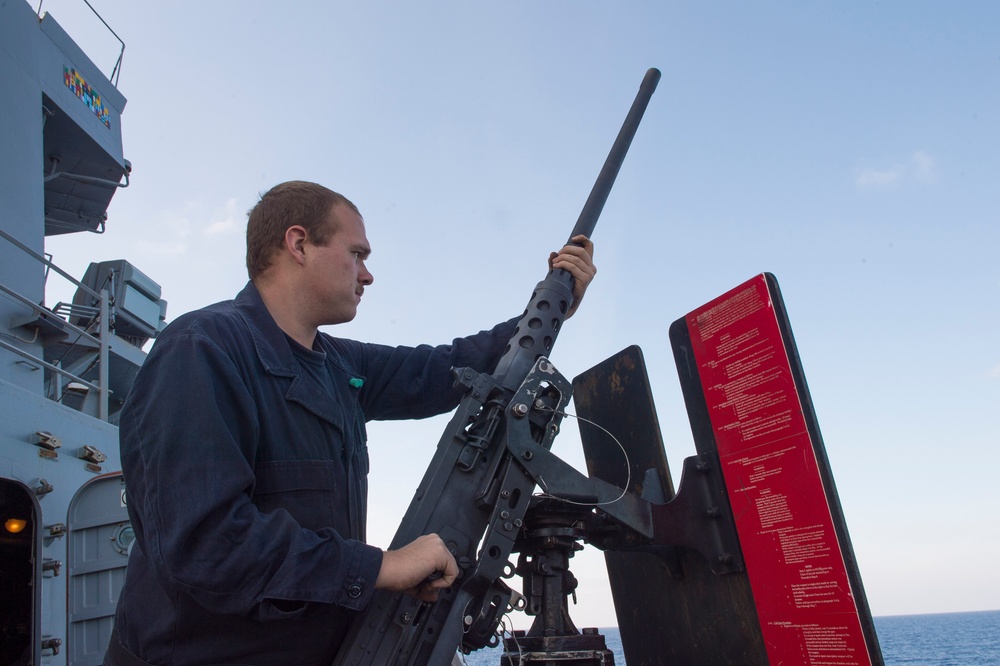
[246,181,360,281]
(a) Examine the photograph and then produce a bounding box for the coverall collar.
[233,281,352,430]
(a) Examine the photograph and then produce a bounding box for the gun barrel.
[493,68,660,389]
[569,67,661,241]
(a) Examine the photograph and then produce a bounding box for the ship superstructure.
[1,3,163,664]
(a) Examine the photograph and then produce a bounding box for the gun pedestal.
[501,502,615,665]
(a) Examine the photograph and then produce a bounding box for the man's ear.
[284,225,309,266]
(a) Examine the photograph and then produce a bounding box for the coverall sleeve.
[351,317,518,421]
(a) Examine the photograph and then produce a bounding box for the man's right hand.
[375,533,459,602]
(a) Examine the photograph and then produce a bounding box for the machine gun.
[331,68,688,665]
[334,66,884,666]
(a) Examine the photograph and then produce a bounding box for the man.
[105,181,596,665]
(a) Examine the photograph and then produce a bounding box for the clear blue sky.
[41,0,999,626]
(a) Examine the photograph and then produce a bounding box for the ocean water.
[874,610,1000,665]
[459,610,1000,665]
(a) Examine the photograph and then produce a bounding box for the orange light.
[5,518,27,534]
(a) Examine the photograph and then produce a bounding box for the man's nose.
[359,263,373,285]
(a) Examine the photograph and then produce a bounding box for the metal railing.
[0,227,110,421]
[36,0,126,86]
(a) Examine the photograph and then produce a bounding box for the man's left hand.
[549,234,597,318]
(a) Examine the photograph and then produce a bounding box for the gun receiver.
[332,69,660,666]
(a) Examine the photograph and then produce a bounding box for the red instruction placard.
[685,275,871,665]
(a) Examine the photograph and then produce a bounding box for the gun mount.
[501,500,615,665]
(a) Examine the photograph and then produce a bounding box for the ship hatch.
[67,475,130,664]
[0,479,40,666]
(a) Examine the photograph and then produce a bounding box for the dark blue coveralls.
[106,282,515,665]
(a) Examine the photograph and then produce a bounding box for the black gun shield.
[573,346,768,665]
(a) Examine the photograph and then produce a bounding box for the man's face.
[303,204,373,326]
